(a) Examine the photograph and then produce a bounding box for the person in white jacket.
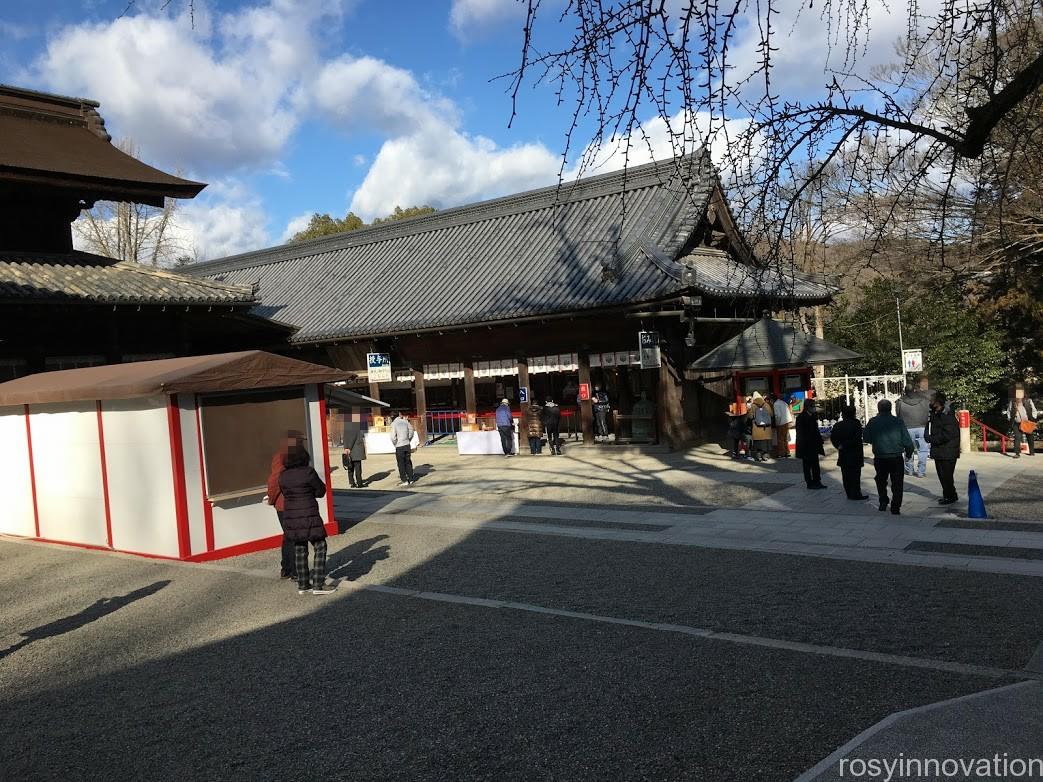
[390,411,416,485]
[771,393,794,458]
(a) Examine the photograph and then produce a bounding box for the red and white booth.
[0,351,349,561]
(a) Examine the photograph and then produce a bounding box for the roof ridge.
[111,260,257,296]
[186,152,708,276]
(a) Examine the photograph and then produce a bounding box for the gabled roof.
[0,350,353,405]
[681,248,835,303]
[0,251,260,306]
[689,316,861,371]
[0,84,204,205]
[187,156,718,343]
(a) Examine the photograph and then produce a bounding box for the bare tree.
[508,0,1043,267]
[75,139,193,266]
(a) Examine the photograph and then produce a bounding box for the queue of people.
[729,384,979,515]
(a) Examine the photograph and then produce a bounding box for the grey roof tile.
[186,155,834,344]
[0,252,256,306]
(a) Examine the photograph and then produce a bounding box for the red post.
[166,395,192,559]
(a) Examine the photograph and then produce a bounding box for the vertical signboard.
[639,331,662,369]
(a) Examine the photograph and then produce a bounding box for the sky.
[0,0,922,260]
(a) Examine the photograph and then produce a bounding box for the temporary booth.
[688,317,861,450]
[0,351,350,561]
[689,316,861,404]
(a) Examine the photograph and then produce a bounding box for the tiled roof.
[187,156,716,343]
[0,85,204,203]
[0,252,258,306]
[681,248,836,302]
[186,155,836,344]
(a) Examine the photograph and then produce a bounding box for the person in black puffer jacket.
[924,391,960,505]
[279,445,337,595]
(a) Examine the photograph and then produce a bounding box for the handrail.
[969,416,1008,455]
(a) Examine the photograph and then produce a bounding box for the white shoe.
[398,481,409,487]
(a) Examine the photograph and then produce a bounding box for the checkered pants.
[294,539,327,590]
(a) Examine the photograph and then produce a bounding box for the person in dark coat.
[341,412,367,488]
[542,398,562,455]
[266,430,305,580]
[925,391,960,504]
[795,398,826,489]
[829,406,868,500]
[278,445,337,595]
[525,401,545,454]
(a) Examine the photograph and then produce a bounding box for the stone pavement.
[798,680,1043,782]
[332,444,1043,577]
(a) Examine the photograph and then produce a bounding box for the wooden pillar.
[657,356,689,450]
[368,341,382,403]
[414,367,427,443]
[517,357,530,408]
[577,352,594,444]
[463,360,477,417]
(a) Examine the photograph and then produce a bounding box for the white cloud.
[311,55,457,136]
[349,119,560,218]
[280,212,315,243]
[449,0,525,39]
[29,0,347,174]
[173,179,271,260]
[725,0,944,100]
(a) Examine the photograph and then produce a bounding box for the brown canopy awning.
[0,351,355,406]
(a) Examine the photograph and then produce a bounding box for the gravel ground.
[0,541,999,782]
[985,472,1043,521]
[282,523,1043,670]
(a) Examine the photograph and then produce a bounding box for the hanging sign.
[579,383,591,401]
[639,331,662,369]
[519,386,529,403]
[367,353,392,383]
[902,349,923,373]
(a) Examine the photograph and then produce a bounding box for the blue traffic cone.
[967,469,987,519]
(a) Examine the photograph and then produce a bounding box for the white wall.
[305,385,330,524]
[102,396,178,557]
[30,402,108,547]
[0,406,36,537]
[178,395,208,557]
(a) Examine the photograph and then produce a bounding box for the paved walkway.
[333,445,1043,577]
[798,680,1043,781]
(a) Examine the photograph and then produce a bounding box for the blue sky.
[1,0,910,259]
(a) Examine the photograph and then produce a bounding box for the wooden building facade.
[188,155,836,448]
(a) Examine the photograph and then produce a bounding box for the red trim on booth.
[166,395,191,560]
[96,401,114,549]
[186,532,284,562]
[193,403,216,552]
[318,387,337,533]
[24,404,40,538]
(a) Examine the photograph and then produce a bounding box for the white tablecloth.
[365,432,420,454]
[457,430,520,455]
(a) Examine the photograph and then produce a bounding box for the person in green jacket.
[863,399,915,515]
